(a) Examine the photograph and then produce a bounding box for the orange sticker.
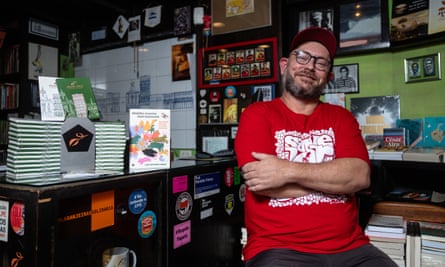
[91,191,115,231]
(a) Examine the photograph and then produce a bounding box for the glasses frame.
[292,50,331,71]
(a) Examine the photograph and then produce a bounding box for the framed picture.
[198,37,278,88]
[211,0,271,35]
[337,0,390,55]
[283,3,336,53]
[28,42,58,80]
[28,18,59,40]
[323,63,359,94]
[404,53,442,83]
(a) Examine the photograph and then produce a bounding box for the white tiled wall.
[74,36,197,150]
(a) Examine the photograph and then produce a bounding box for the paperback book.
[366,214,406,234]
[38,76,65,121]
[128,109,170,173]
[56,77,100,120]
[423,116,445,148]
[383,127,407,149]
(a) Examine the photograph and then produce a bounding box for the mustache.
[295,69,317,80]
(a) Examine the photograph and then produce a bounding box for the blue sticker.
[224,86,237,98]
[128,189,147,215]
[138,210,157,238]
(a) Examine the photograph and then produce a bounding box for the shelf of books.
[365,211,445,267]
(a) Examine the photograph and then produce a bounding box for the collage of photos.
[200,38,277,87]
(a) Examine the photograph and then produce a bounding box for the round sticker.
[175,192,193,221]
[224,86,237,98]
[138,210,157,238]
[199,99,207,108]
[128,189,147,215]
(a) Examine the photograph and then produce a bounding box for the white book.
[128,109,171,173]
[365,228,407,240]
[38,76,65,121]
[367,214,405,233]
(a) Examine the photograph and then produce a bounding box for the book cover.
[418,221,445,242]
[423,116,445,148]
[56,77,100,120]
[350,95,400,140]
[383,127,406,149]
[397,118,423,147]
[367,214,405,233]
[128,109,170,173]
[38,76,65,121]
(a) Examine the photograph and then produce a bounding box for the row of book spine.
[0,44,20,75]
[365,214,445,267]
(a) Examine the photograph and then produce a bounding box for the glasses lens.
[294,50,330,71]
[294,50,311,65]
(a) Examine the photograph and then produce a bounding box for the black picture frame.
[323,63,359,94]
[336,0,390,55]
[283,0,390,56]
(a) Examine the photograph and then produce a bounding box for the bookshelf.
[0,15,60,163]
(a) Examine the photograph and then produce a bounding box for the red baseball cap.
[289,27,337,61]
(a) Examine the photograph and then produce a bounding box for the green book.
[56,77,100,120]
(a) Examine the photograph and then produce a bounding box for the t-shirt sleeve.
[234,103,275,168]
[333,108,370,164]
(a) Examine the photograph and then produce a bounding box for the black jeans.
[245,245,399,267]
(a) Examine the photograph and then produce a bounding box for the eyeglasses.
[292,50,331,71]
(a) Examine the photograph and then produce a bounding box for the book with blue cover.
[423,116,445,148]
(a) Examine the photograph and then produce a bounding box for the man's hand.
[241,152,291,191]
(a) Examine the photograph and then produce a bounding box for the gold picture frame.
[404,53,442,83]
[211,0,272,35]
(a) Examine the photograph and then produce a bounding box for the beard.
[282,69,324,100]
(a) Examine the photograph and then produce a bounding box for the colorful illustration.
[129,109,170,172]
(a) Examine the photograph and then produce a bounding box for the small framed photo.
[404,53,442,83]
[323,63,359,94]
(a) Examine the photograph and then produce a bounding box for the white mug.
[102,247,137,267]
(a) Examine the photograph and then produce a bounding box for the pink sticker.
[172,175,188,194]
[173,220,191,249]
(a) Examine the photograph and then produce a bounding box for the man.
[335,65,356,89]
[234,27,397,267]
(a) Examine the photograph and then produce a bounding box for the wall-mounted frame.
[323,63,359,94]
[28,18,59,41]
[28,42,58,80]
[283,0,390,56]
[283,3,335,54]
[211,0,271,35]
[404,53,442,83]
[337,0,390,55]
[198,37,278,88]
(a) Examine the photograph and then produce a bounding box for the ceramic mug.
[102,247,137,267]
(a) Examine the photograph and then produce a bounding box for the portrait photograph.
[323,63,359,94]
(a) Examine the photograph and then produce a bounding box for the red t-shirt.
[234,98,370,261]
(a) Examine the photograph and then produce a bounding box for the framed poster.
[198,37,278,88]
[323,63,359,94]
[337,0,390,55]
[404,53,442,83]
[28,42,58,80]
[211,0,271,35]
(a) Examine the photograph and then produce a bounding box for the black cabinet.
[166,159,244,267]
[0,159,244,267]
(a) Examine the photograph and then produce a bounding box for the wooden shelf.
[373,201,445,224]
